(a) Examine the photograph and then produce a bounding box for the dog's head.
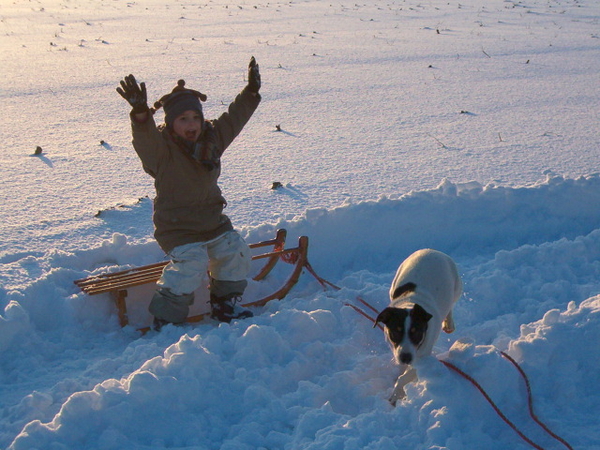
[375,303,433,365]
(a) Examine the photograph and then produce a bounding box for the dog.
[375,249,462,405]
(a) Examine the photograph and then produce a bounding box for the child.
[117,57,261,330]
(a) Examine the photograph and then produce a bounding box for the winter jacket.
[130,87,261,253]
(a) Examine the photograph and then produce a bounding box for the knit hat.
[153,80,207,129]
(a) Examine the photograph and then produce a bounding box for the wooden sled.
[74,229,338,328]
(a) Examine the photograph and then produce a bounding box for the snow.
[1,0,599,448]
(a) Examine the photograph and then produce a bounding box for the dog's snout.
[400,353,413,365]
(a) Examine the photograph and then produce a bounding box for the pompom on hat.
[153,79,207,129]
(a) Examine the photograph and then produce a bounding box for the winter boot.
[209,294,254,323]
[149,288,194,327]
[152,316,186,331]
[152,317,170,331]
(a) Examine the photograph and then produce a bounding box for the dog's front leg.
[389,366,417,406]
[442,309,455,333]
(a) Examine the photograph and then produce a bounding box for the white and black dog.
[375,249,463,405]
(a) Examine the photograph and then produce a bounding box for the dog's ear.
[374,307,396,328]
[392,282,416,300]
[411,304,433,323]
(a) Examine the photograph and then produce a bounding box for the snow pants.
[149,230,252,323]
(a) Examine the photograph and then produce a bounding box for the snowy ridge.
[250,173,600,277]
[2,175,600,449]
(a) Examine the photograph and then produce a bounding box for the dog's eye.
[388,328,404,344]
[409,326,425,345]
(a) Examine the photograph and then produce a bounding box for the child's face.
[172,110,203,142]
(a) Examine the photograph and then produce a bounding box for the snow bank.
[3,176,600,449]
[246,173,600,279]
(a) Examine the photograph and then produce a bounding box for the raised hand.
[117,75,148,113]
[247,57,261,94]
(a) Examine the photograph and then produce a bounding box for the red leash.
[349,297,573,450]
[499,352,574,450]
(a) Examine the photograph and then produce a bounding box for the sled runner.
[75,229,337,328]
